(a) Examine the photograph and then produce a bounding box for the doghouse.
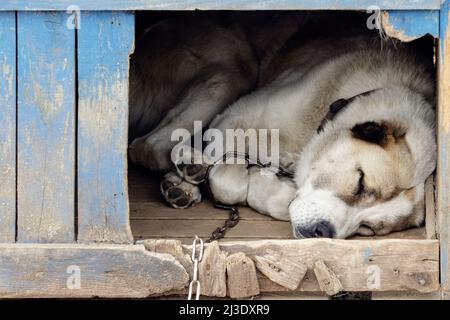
[0,0,449,300]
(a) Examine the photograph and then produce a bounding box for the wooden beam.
[438,0,450,299]
[425,175,437,239]
[0,0,442,11]
[0,12,16,243]
[17,12,75,243]
[77,12,134,243]
[0,244,189,298]
[200,239,439,294]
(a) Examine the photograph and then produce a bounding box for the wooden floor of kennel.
[0,0,450,299]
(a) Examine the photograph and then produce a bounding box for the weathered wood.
[0,12,16,243]
[201,239,440,293]
[0,0,441,10]
[313,260,343,296]
[425,175,436,239]
[140,239,192,275]
[131,219,292,240]
[17,12,75,243]
[198,241,227,297]
[226,252,260,298]
[254,249,307,290]
[438,0,450,297]
[381,10,439,41]
[77,12,134,243]
[0,244,189,298]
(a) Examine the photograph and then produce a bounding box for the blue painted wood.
[0,0,442,11]
[77,12,134,243]
[0,12,16,243]
[439,0,450,297]
[17,12,75,243]
[383,10,439,39]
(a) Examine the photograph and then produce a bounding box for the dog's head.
[289,87,435,238]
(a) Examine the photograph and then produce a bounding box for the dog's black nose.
[295,221,335,238]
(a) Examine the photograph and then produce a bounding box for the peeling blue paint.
[384,10,439,40]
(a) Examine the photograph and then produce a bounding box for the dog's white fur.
[130,32,436,238]
[203,46,435,238]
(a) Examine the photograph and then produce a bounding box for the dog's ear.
[351,121,407,146]
[351,121,388,145]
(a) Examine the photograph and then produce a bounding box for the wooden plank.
[372,291,441,300]
[313,260,344,296]
[130,202,273,221]
[207,239,439,293]
[77,12,134,243]
[226,252,260,298]
[382,10,439,41]
[130,220,293,239]
[0,0,441,11]
[198,241,227,297]
[254,250,307,290]
[0,12,16,243]
[140,239,192,274]
[439,0,450,298]
[425,176,436,239]
[17,12,75,243]
[0,244,188,298]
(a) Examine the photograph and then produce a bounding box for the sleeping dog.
[129,13,436,239]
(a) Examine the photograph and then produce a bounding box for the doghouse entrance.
[128,11,437,244]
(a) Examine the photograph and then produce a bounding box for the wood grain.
[77,12,134,243]
[205,239,439,293]
[226,252,260,298]
[0,0,441,10]
[425,175,436,239]
[131,219,293,239]
[313,260,343,296]
[254,249,307,290]
[17,12,75,243]
[0,12,16,243]
[438,0,450,296]
[199,241,227,297]
[0,244,189,298]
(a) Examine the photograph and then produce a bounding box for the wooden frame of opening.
[0,0,448,299]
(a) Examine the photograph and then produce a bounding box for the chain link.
[203,151,294,242]
[188,235,204,300]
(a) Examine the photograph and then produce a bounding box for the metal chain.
[203,151,294,242]
[187,235,204,300]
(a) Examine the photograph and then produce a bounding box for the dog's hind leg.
[129,65,257,172]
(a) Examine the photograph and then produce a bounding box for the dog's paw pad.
[177,163,209,184]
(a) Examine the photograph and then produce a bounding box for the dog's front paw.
[172,147,210,184]
[161,172,202,209]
